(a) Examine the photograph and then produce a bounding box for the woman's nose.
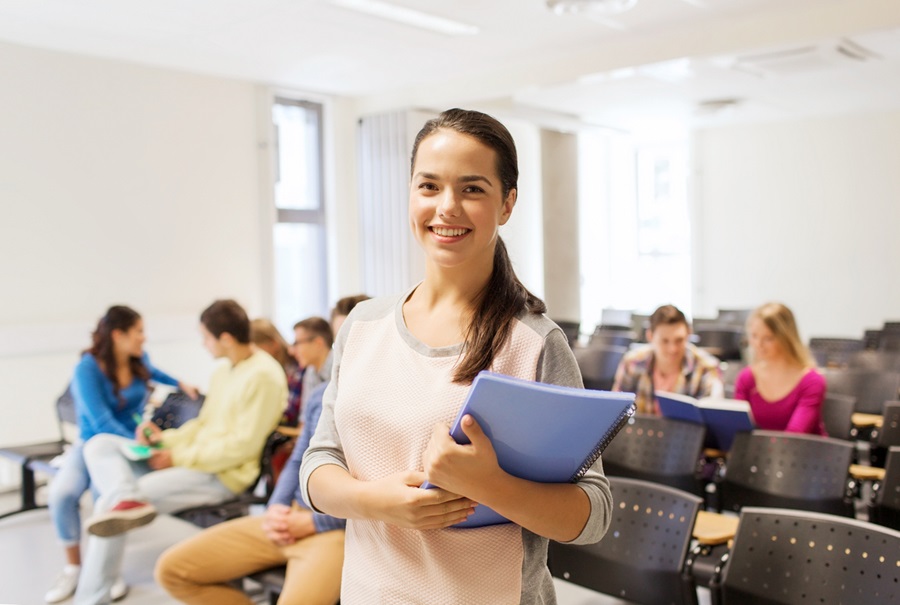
[437,190,461,217]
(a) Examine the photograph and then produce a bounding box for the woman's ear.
[499,188,517,225]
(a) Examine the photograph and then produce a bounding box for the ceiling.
[1,0,899,133]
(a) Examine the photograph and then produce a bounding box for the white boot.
[44,564,79,603]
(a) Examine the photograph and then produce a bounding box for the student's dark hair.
[649,304,690,332]
[411,108,546,384]
[200,299,251,344]
[331,294,371,323]
[86,305,150,400]
[293,316,335,349]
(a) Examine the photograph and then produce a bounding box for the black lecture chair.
[808,337,865,368]
[549,477,702,605]
[602,415,707,497]
[552,319,580,348]
[868,446,900,531]
[711,507,900,605]
[869,401,900,468]
[821,368,900,415]
[693,326,744,362]
[588,328,636,349]
[820,392,857,441]
[0,386,76,519]
[715,431,855,518]
[573,344,627,391]
[715,309,752,328]
[848,349,900,372]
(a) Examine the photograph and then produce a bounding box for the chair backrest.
[720,431,854,517]
[573,344,627,391]
[820,392,857,440]
[809,337,865,368]
[589,329,636,349]
[150,391,205,430]
[55,385,78,443]
[715,308,752,328]
[548,477,701,605]
[822,368,900,414]
[875,446,900,511]
[552,319,580,348]
[877,402,900,448]
[848,350,900,372]
[693,326,744,361]
[863,329,883,350]
[602,415,706,494]
[716,507,900,605]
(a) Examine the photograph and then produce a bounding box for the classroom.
[1,1,899,604]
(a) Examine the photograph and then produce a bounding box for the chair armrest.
[851,413,883,428]
[849,464,885,481]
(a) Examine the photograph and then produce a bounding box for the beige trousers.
[155,514,344,605]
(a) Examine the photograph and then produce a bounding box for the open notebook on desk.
[656,391,754,451]
[423,371,635,528]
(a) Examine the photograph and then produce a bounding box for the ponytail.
[452,237,546,384]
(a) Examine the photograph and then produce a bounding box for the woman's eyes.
[416,182,486,194]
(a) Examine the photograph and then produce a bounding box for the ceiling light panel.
[330,0,478,36]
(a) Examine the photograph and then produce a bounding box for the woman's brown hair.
[410,108,546,384]
[86,305,150,401]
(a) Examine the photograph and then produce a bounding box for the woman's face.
[748,317,782,361]
[409,129,515,271]
[114,319,146,358]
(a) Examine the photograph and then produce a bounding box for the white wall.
[692,109,900,339]
[0,41,263,452]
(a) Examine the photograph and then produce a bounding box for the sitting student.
[613,304,724,415]
[73,299,287,605]
[291,317,334,414]
[251,318,302,427]
[154,295,368,605]
[45,306,197,604]
[735,302,826,435]
[155,382,342,605]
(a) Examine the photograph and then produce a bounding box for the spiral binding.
[569,401,636,482]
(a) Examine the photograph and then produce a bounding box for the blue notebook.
[423,371,635,528]
[656,391,755,451]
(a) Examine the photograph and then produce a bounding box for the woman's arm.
[784,371,826,434]
[72,356,133,438]
[307,464,475,530]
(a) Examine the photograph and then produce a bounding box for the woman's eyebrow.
[458,175,493,186]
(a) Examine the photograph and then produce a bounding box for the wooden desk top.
[851,413,884,428]
[275,425,301,438]
[849,464,886,481]
[693,510,739,546]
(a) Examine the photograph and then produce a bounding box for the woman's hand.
[422,415,500,503]
[363,470,476,530]
[135,421,162,446]
[178,382,201,400]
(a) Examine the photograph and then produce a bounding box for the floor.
[0,486,710,605]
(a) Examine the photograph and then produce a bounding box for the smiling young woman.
[300,108,612,604]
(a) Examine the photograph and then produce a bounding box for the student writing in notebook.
[612,304,724,415]
[300,109,612,604]
[734,302,826,435]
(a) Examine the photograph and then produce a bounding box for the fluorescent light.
[547,0,638,16]
[331,0,479,36]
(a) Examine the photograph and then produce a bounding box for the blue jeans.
[74,434,233,605]
[48,442,96,545]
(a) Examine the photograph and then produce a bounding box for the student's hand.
[262,503,293,544]
[178,382,200,400]
[135,421,162,446]
[363,470,476,530]
[147,448,174,470]
[422,415,500,503]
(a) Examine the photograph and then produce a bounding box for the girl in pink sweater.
[735,302,826,435]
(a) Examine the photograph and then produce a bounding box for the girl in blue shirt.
[45,306,196,603]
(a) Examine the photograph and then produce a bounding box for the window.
[271,98,327,338]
